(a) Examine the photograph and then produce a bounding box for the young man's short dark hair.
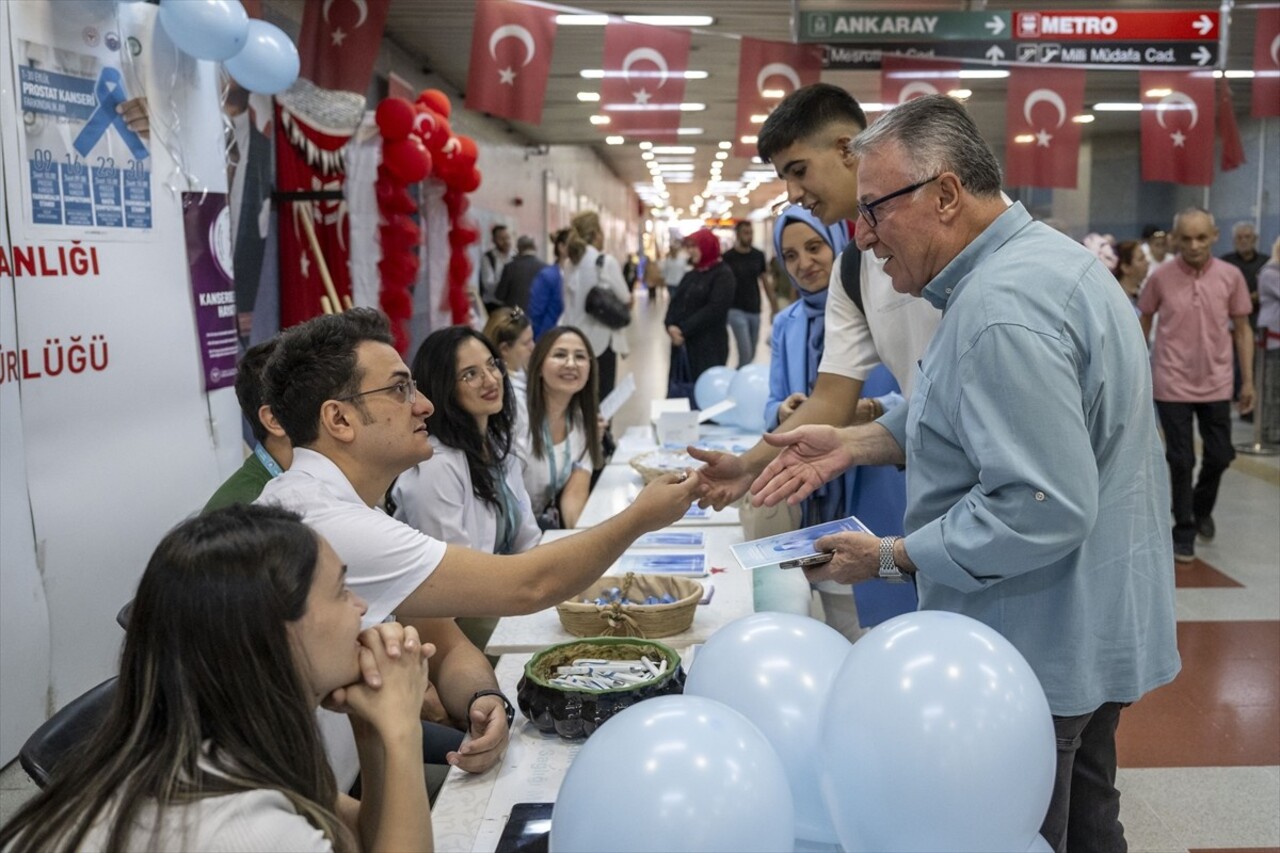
[491,224,508,241]
[757,83,868,164]
[235,340,277,445]
[263,308,395,447]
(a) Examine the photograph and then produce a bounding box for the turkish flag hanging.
[1217,78,1246,171]
[1004,67,1085,189]
[601,22,691,140]
[465,1,558,125]
[1252,6,1280,117]
[297,0,390,94]
[1140,70,1215,186]
[734,38,822,157]
[879,54,962,110]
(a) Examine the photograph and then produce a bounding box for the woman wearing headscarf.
[752,206,907,640]
[664,228,734,380]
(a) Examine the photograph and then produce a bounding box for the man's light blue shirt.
[881,203,1180,716]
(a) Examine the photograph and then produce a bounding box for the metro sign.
[1015,11,1218,41]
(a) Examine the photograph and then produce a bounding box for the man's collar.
[922,202,1031,309]
[289,447,365,506]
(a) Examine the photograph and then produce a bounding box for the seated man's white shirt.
[257,447,446,625]
[257,446,447,793]
[817,253,941,396]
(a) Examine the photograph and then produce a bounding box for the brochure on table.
[731,515,873,571]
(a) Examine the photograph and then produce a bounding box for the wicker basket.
[629,449,696,484]
[557,572,702,639]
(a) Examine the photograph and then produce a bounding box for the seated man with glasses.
[257,308,700,792]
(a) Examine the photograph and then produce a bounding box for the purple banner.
[183,193,238,391]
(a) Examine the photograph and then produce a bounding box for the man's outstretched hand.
[750,426,854,507]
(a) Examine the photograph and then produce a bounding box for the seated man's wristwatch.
[879,536,907,583]
[467,689,515,730]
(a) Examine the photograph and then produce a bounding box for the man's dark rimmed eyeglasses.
[335,379,417,405]
[857,175,941,229]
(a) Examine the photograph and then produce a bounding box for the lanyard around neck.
[541,419,573,499]
[254,443,283,478]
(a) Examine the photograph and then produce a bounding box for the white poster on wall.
[0,0,235,714]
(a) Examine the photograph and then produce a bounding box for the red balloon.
[411,104,450,153]
[418,88,452,118]
[382,137,431,184]
[456,166,482,193]
[449,219,479,248]
[449,250,473,280]
[443,189,469,218]
[455,134,478,168]
[375,97,415,141]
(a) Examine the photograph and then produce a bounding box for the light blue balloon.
[817,611,1056,853]
[550,695,795,853]
[1027,834,1053,852]
[158,0,248,62]
[725,363,771,431]
[224,19,300,95]
[685,613,852,844]
[694,365,734,410]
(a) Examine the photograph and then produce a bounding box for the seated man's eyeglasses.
[857,175,941,229]
[335,379,417,405]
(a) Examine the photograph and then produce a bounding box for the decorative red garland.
[373,88,482,353]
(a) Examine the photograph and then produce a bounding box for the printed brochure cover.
[730,515,872,571]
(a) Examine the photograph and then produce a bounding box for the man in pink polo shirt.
[1139,207,1254,563]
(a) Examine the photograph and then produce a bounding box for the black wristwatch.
[467,689,515,729]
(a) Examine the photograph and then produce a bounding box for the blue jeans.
[1040,701,1128,853]
[727,308,760,366]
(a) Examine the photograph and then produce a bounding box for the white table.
[610,424,763,465]
[575,464,742,528]
[485,527,752,655]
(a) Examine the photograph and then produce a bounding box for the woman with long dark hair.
[391,326,542,557]
[0,504,431,852]
[517,326,603,529]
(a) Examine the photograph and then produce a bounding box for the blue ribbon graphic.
[73,67,149,161]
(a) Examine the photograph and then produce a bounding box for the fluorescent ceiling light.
[589,115,611,125]
[651,146,696,154]
[606,135,624,144]
[1072,114,1095,124]
[602,103,706,112]
[718,141,732,150]
[1094,102,1143,111]
[715,151,728,160]
[677,127,703,136]
[623,15,714,26]
[1144,88,1172,98]
[760,89,785,99]
[580,69,708,80]
[860,103,887,112]
[749,114,768,123]
[556,15,609,25]
[1013,134,1035,144]
[740,135,758,144]
[641,151,655,160]
[577,92,600,102]
[638,141,653,150]
[948,88,972,99]
[1218,70,1255,78]
[958,70,1009,79]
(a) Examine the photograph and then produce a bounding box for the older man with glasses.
[750,95,1180,853]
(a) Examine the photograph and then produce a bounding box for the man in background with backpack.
[692,84,940,512]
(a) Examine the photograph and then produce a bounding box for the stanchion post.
[1235,327,1279,456]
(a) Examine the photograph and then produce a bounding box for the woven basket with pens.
[556,572,702,639]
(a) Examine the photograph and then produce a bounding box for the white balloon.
[550,695,795,853]
[817,610,1056,853]
[685,613,852,843]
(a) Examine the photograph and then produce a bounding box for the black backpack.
[585,254,631,329]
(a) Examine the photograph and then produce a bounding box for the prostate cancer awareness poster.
[9,0,153,236]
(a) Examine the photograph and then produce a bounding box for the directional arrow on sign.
[985,44,1006,63]
[1192,45,1212,65]
[986,15,1006,36]
[1192,14,1214,36]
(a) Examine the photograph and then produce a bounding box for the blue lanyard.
[540,420,573,501]
[492,463,520,555]
[254,443,283,478]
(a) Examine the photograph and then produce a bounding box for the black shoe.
[1197,516,1215,542]
[1174,542,1196,563]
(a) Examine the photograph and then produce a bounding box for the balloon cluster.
[156,0,300,95]
[550,611,1057,853]
[695,363,770,431]
[371,89,483,344]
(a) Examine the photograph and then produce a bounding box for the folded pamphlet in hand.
[730,515,873,571]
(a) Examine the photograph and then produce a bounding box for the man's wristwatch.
[467,689,515,729]
[879,536,906,583]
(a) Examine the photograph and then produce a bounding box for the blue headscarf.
[772,206,849,397]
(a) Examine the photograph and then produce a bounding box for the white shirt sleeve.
[390,455,471,549]
[817,254,880,381]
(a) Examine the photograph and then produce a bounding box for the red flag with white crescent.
[298,0,391,95]
[601,22,691,140]
[465,0,558,125]
[1004,67,1085,189]
[879,55,962,111]
[734,38,822,158]
[1140,70,1215,186]
[1252,6,1280,118]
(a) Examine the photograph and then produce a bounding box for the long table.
[574,464,742,528]
[484,527,752,655]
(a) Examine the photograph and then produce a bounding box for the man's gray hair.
[1171,206,1215,233]
[1231,220,1257,237]
[849,94,1003,198]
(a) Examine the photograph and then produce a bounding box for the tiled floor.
[2,291,1278,851]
